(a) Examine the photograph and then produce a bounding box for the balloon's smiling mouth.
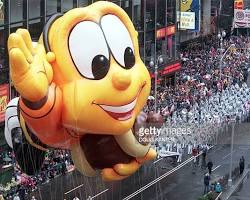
[96,97,137,121]
[93,83,146,121]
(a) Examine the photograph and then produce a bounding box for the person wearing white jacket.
[177,147,183,163]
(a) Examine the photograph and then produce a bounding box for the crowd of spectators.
[145,34,250,166]
[146,34,250,120]
[0,150,74,199]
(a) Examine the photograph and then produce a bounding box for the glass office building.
[0,0,180,145]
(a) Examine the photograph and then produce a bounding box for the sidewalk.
[220,169,250,200]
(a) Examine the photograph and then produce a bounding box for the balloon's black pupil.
[92,55,109,80]
[124,47,135,69]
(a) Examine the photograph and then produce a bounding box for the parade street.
[28,122,250,200]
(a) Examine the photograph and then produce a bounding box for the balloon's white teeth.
[118,115,132,121]
[114,130,150,158]
[99,98,137,113]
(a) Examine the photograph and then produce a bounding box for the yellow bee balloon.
[6,1,156,181]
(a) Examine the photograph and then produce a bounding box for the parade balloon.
[5,1,157,181]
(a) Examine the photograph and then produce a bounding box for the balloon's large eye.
[101,15,135,69]
[69,21,110,80]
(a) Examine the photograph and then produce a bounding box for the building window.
[29,19,43,41]
[10,0,23,23]
[156,0,167,61]
[29,0,41,19]
[107,0,132,17]
[106,0,121,7]
[47,0,57,15]
[121,0,132,19]
[157,0,166,29]
[134,1,144,30]
[0,29,8,84]
[145,0,155,67]
[167,0,176,26]
[79,0,89,7]
[134,0,145,61]
[62,0,74,12]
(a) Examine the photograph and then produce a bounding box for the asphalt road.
[27,121,250,200]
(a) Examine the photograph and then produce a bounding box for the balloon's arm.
[18,83,72,149]
[8,29,53,102]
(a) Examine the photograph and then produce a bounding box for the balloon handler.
[4,1,163,181]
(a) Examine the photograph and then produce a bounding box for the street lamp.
[217,33,235,104]
[227,107,237,187]
[219,43,235,79]
[218,30,226,82]
[150,56,164,113]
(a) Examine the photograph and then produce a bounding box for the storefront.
[161,61,181,86]
[150,60,181,87]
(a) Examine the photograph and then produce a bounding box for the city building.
[179,0,213,42]
[139,0,181,88]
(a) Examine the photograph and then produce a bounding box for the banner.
[180,0,200,31]
[179,12,195,29]
[156,25,176,39]
[234,9,250,28]
[0,84,9,123]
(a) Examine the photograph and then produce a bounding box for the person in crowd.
[204,174,210,194]
[177,147,183,163]
[239,156,245,175]
[202,145,207,161]
[201,145,208,169]
[207,160,214,174]
[62,161,67,175]
[215,182,222,193]
[196,145,201,167]
[188,141,193,155]
[18,185,26,200]
[13,193,20,200]
[201,156,207,170]
[192,147,198,165]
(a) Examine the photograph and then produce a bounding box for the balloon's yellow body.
[7,1,156,181]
